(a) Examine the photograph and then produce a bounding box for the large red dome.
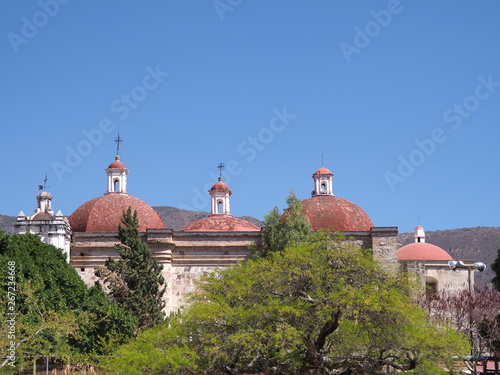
[299,195,373,231]
[69,194,165,233]
[397,242,452,261]
[182,215,260,232]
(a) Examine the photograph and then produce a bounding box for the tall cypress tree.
[98,207,166,332]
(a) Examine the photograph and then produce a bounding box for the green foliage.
[70,283,137,356]
[0,232,86,311]
[258,190,312,258]
[106,234,468,374]
[101,324,198,375]
[97,207,166,332]
[0,231,135,371]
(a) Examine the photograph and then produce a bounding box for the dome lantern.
[105,155,128,195]
[414,225,426,243]
[312,167,334,196]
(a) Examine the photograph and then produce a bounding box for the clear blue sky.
[1,1,499,234]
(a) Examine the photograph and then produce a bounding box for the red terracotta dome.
[210,180,230,192]
[108,159,127,169]
[69,194,165,233]
[299,195,373,231]
[315,167,332,174]
[397,242,452,261]
[182,215,260,232]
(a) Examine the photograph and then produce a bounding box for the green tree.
[0,231,135,372]
[70,283,137,357]
[97,207,166,332]
[105,234,468,374]
[258,190,312,258]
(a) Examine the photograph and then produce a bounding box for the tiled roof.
[69,194,165,233]
[210,181,231,192]
[298,195,373,231]
[108,160,127,169]
[397,242,453,261]
[181,215,260,232]
[315,167,332,174]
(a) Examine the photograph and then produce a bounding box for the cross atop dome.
[115,133,124,156]
[38,173,50,192]
[217,162,225,178]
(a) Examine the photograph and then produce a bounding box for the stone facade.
[71,228,263,313]
[71,226,402,314]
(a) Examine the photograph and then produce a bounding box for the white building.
[15,190,71,260]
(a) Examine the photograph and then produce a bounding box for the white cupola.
[105,156,128,195]
[209,177,232,215]
[312,166,334,196]
[36,191,54,216]
[414,225,426,243]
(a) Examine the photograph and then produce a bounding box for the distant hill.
[398,227,500,286]
[0,215,16,233]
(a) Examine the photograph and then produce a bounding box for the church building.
[15,188,71,260]
[17,152,473,314]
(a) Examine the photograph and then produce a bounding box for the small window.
[217,201,223,214]
[81,268,85,272]
[114,179,120,192]
[425,277,438,299]
[320,183,327,193]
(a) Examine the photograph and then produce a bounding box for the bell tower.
[312,166,334,196]
[105,134,128,195]
[209,163,232,215]
[105,155,128,194]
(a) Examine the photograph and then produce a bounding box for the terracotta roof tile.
[397,242,452,261]
[295,195,373,231]
[69,194,164,233]
[182,215,260,232]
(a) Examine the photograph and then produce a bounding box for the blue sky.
[1,1,499,234]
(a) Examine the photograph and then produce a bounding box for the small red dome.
[397,242,452,261]
[299,195,373,231]
[108,160,127,169]
[182,215,260,232]
[210,181,230,192]
[69,194,165,233]
[315,167,332,174]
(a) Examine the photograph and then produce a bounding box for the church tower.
[210,177,232,215]
[105,155,128,194]
[414,225,426,243]
[15,184,71,261]
[312,167,334,196]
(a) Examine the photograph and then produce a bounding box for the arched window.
[114,179,120,192]
[425,276,438,298]
[217,201,223,214]
[320,183,327,193]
